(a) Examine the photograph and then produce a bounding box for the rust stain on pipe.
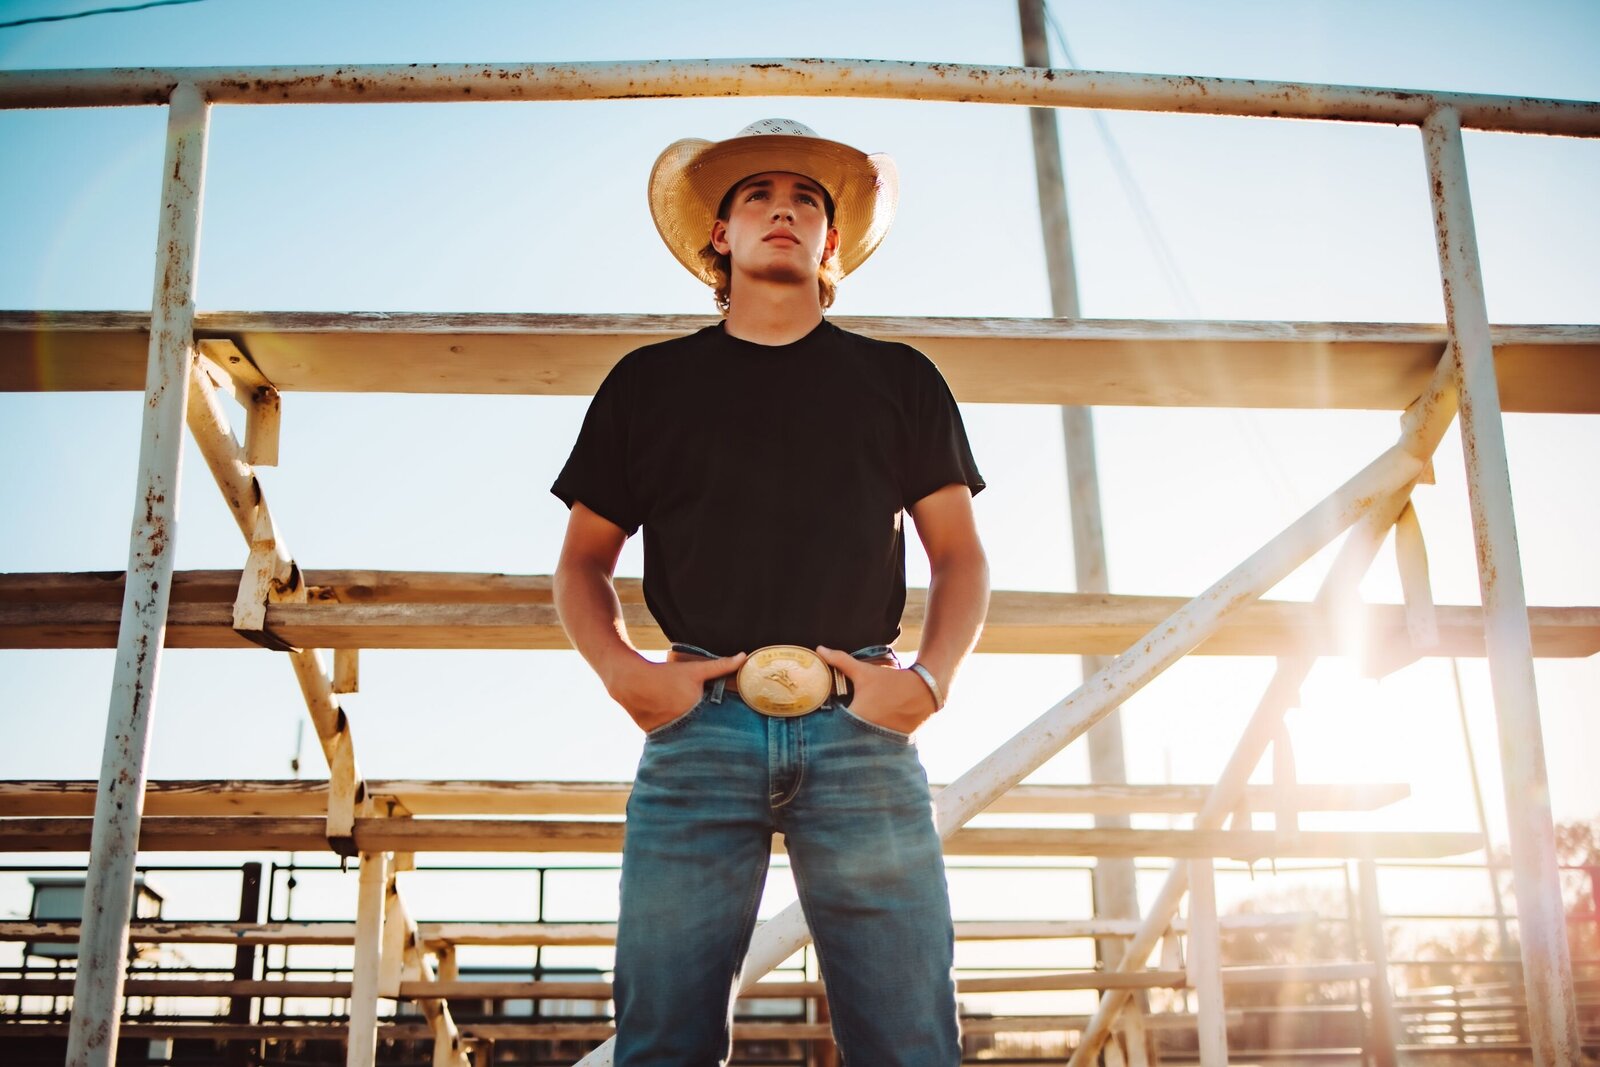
[1,61,1595,137]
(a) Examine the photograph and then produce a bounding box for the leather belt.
[669,644,897,717]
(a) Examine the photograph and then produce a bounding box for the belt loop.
[710,676,726,704]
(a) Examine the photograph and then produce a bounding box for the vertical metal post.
[1356,859,1400,1067]
[1016,0,1141,1009]
[226,862,264,1067]
[349,851,389,1067]
[1017,0,1083,322]
[1186,858,1229,1067]
[1590,865,1600,947]
[1420,106,1581,1066]
[65,80,209,1067]
[1449,658,1513,958]
[1063,477,1440,1067]
[1341,863,1373,1067]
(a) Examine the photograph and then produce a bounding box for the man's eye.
[798,194,817,205]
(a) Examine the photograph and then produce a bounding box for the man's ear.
[823,225,840,263]
[710,218,731,256]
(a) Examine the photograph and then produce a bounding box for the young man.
[552,119,989,1066]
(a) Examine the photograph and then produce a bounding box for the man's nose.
[770,200,795,221]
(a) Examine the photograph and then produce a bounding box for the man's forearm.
[914,548,990,698]
[552,562,645,688]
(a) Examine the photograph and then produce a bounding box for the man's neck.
[722,283,824,347]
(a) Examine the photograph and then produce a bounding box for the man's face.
[710,171,840,288]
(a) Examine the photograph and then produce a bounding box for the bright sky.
[1,0,1597,942]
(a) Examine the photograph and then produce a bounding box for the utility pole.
[1016,3,1146,1062]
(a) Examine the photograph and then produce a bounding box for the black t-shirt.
[551,320,984,655]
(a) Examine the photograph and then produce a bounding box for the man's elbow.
[932,541,990,589]
[553,551,599,608]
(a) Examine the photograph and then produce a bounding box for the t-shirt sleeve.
[900,350,986,508]
[550,357,644,536]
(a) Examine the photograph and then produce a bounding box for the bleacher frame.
[2,54,1597,1067]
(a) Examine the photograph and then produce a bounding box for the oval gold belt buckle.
[736,645,833,717]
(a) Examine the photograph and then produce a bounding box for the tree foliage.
[1215,820,1600,1003]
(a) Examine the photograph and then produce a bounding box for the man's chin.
[743,262,815,286]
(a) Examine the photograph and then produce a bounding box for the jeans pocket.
[643,696,707,741]
[838,703,915,744]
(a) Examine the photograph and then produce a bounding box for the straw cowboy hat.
[648,118,899,287]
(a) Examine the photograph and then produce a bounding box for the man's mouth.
[764,230,800,244]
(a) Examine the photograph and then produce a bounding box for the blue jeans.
[613,646,960,1066]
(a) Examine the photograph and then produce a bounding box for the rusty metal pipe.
[0,60,1596,136]
[288,647,349,765]
[576,425,1433,1066]
[185,362,291,574]
[187,344,358,843]
[1018,0,1138,990]
[1066,487,1419,1065]
[1067,355,1460,1065]
[926,441,1422,832]
[347,851,387,1067]
[66,82,209,1067]
[1422,106,1580,1066]
[735,354,1464,1067]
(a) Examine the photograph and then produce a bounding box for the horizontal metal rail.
[0,914,1322,949]
[1,59,1597,135]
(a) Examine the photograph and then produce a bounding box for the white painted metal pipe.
[593,357,1458,1066]
[186,357,364,846]
[347,851,388,1067]
[1017,0,1140,997]
[1394,501,1439,648]
[1421,106,1581,1066]
[928,445,1422,831]
[65,82,208,1067]
[1356,858,1401,1065]
[186,361,294,579]
[189,356,363,849]
[1450,658,1514,959]
[288,648,354,766]
[1066,498,1409,1067]
[1186,858,1229,1066]
[575,431,1430,1066]
[0,60,1595,136]
[1067,356,1461,1065]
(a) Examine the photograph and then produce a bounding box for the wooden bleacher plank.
[938,827,1482,859]
[0,1018,1193,1041]
[0,919,362,945]
[2,310,1596,412]
[0,914,1307,949]
[0,971,1187,999]
[0,963,1375,1000]
[0,778,1409,818]
[3,570,1596,657]
[0,815,1482,857]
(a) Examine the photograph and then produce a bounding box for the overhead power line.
[1041,2,1304,508]
[0,0,206,31]
[1041,1,1199,318]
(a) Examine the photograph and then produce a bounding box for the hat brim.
[648,133,898,287]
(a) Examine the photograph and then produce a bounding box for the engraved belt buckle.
[736,645,835,717]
